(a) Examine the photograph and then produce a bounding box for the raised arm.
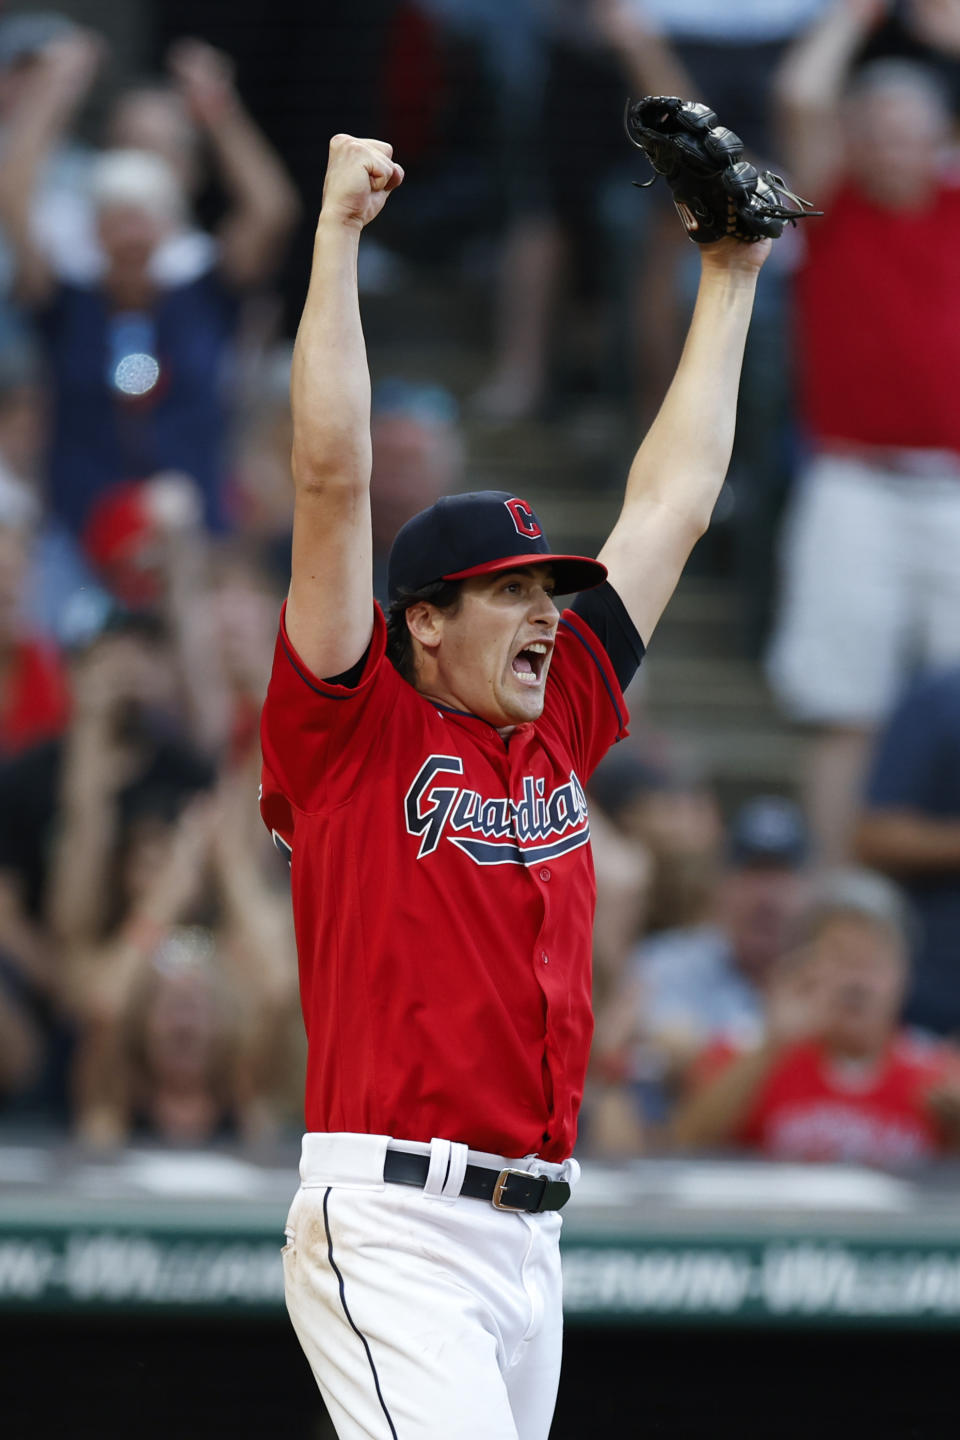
[773,0,886,200]
[284,135,403,678]
[47,647,140,948]
[670,1041,780,1150]
[597,239,768,645]
[0,29,103,305]
[167,39,301,288]
[593,0,698,110]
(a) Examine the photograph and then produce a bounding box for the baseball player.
[261,126,773,1440]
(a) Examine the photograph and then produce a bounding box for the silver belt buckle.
[492,1168,533,1212]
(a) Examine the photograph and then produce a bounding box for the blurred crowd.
[2,0,960,1175]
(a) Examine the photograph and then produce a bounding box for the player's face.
[429,565,560,728]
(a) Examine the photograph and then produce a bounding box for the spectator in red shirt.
[672,868,960,1169]
[766,0,960,863]
[0,505,69,759]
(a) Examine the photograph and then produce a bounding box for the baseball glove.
[624,95,821,244]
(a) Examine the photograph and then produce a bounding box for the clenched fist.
[320,134,404,230]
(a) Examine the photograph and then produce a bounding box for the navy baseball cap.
[387,490,607,604]
[727,796,809,869]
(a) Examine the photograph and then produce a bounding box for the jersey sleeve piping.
[556,610,629,739]
[279,600,387,699]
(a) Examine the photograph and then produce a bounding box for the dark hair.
[386,579,463,683]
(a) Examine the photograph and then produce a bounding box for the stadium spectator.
[0,606,215,1121]
[60,776,299,1150]
[0,964,42,1107]
[860,0,960,110]
[203,542,283,769]
[582,801,653,1156]
[76,464,284,770]
[370,378,464,601]
[228,343,295,583]
[596,0,831,649]
[594,795,809,1140]
[0,28,299,535]
[766,0,960,863]
[0,348,43,507]
[472,0,831,430]
[469,1,638,423]
[0,344,108,642]
[672,868,960,1168]
[855,666,960,1036]
[0,496,69,761]
[588,748,723,933]
[0,10,93,361]
[106,71,203,204]
[0,610,213,1016]
[0,413,59,1110]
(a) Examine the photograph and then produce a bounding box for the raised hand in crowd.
[60,790,216,1149]
[925,1070,960,1142]
[63,774,298,1151]
[592,0,698,103]
[668,943,830,1154]
[763,945,831,1049]
[48,626,171,950]
[0,26,105,305]
[61,788,217,1020]
[165,36,301,287]
[0,983,42,1102]
[141,472,234,758]
[773,0,893,201]
[908,0,960,54]
[166,37,237,127]
[23,25,105,110]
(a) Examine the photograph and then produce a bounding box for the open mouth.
[511,641,550,687]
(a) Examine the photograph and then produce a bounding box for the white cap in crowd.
[89,149,187,227]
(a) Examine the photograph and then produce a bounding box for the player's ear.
[405,601,444,651]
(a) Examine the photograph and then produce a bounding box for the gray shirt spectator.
[597,796,810,1130]
[637,921,767,1053]
[633,796,809,1052]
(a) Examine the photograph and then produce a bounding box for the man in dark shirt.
[856,668,960,1035]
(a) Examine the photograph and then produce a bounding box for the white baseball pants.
[281,1132,579,1440]
[767,451,960,724]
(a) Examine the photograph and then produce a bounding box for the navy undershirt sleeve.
[570,581,645,691]
[325,645,372,689]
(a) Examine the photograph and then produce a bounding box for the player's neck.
[416,684,516,737]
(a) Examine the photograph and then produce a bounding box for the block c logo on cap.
[505,497,542,539]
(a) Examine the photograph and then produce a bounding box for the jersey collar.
[426,696,534,745]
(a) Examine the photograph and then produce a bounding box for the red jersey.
[0,637,70,758]
[260,602,628,1161]
[795,179,960,453]
[704,1035,956,1169]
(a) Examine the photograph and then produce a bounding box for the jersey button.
[541,951,549,965]
[539,867,552,882]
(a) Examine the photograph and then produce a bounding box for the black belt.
[383,1149,571,1213]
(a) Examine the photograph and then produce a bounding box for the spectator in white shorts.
[765,1,960,863]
